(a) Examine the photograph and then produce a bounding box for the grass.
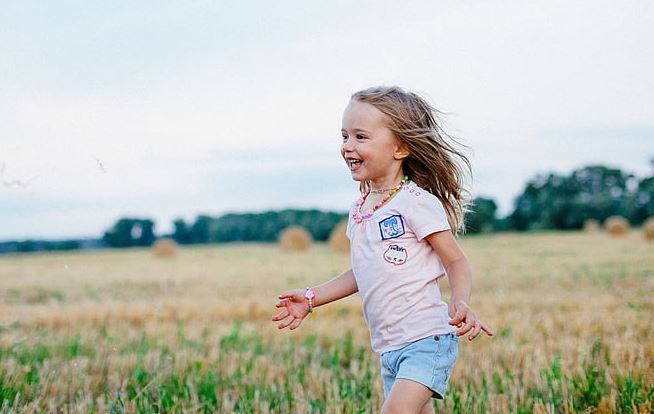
[0,231,652,412]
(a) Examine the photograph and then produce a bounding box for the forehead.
[342,99,389,130]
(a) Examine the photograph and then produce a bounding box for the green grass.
[1,326,652,413]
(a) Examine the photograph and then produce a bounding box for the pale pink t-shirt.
[346,181,456,354]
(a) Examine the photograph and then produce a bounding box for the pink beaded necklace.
[352,176,409,223]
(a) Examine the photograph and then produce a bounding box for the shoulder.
[401,182,450,239]
[402,182,444,209]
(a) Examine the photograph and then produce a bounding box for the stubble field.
[0,231,652,413]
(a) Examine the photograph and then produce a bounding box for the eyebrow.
[341,128,371,134]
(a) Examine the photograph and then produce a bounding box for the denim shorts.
[380,332,459,399]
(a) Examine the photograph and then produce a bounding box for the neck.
[369,172,406,192]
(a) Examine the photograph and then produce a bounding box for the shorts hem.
[394,375,446,400]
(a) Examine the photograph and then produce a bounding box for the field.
[0,231,652,413]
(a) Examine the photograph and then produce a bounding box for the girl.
[272,86,493,414]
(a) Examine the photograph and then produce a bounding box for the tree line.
[1,163,652,253]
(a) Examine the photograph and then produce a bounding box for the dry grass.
[0,231,652,412]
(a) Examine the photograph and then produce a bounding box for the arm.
[424,230,494,341]
[313,268,358,306]
[272,268,358,330]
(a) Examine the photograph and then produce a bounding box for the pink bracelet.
[304,287,315,313]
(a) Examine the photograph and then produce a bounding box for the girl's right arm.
[272,268,357,330]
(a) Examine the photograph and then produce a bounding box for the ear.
[393,140,410,160]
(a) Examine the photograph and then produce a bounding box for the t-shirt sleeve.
[405,193,451,241]
[345,201,355,240]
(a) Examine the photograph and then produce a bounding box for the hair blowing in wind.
[351,86,472,235]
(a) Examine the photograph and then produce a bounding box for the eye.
[356,134,367,140]
[341,134,348,142]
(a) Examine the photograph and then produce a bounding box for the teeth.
[348,159,362,170]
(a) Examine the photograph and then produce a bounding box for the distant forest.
[1,163,652,254]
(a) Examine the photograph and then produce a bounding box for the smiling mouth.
[347,158,363,171]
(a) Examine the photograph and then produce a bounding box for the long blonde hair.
[351,86,471,235]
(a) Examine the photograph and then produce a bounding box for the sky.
[1,1,653,241]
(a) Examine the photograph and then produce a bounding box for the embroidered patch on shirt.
[383,244,408,265]
[378,215,405,240]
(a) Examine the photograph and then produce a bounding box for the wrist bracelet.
[304,287,315,313]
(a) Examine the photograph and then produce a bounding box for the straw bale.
[279,226,312,252]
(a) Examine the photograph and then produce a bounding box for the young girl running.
[272,86,493,414]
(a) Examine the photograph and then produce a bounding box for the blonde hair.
[351,86,472,235]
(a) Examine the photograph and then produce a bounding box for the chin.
[349,172,364,182]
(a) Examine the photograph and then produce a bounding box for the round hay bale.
[329,220,350,253]
[643,217,654,241]
[279,226,312,252]
[604,216,630,237]
[152,238,178,258]
[583,219,600,232]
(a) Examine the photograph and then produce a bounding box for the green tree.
[190,215,213,244]
[209,209,346,242]
[510,165,634,230]
[172,218,193,244]
[465,197,498,234]
[102,218,156,247]
[627,176,654,223]
[625,158,654,224]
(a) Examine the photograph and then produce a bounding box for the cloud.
[1,0,653,239]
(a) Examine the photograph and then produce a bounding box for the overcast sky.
[1,1,653,241]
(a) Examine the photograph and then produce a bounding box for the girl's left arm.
[425,230,494,341]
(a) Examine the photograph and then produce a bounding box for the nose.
[341,136,354,153]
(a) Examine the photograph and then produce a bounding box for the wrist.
[304,287,315,313]
[451,297,470,306]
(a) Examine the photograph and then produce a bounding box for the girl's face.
[341,99,408,185]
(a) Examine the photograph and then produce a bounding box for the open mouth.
[347,157,363,171]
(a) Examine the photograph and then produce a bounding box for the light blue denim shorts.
[380,332,459,399]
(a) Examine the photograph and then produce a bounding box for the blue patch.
[378,215,405,240]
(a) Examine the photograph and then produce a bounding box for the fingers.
[278,289,303,301]
[277,316,294,330]
[480,321,494,337]
[271,309,289,322]
[288,317,303,330]
[277,315,304,330]
[467,322,482,341]
[464,320,495,341]
[456,319,475,337]
[450,310,465,327]
[449,306,467,327]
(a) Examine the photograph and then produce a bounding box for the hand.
[448,299,494,341]
[271,289,310,330]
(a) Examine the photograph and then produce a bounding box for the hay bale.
[279,226,312,252]
[604,216,630,237]
[643,217,654,241]
[152,238,178,258]
[329,220,350,253]
[583,219,600,232]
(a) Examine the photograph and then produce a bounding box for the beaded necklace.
[351,176,409,223]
